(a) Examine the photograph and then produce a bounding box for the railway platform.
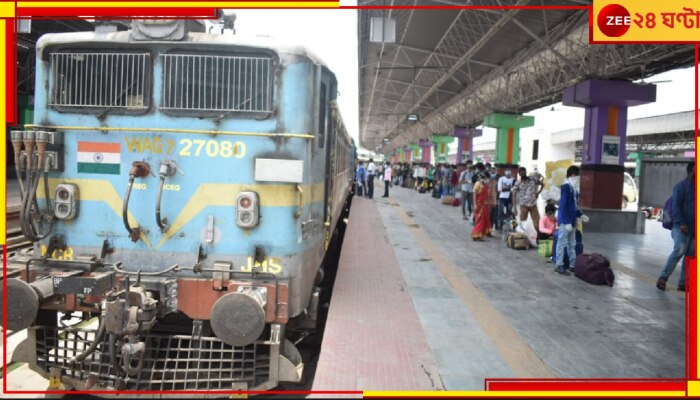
[312,184,686,392]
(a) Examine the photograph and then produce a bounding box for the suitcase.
[574,253,614,286]
[432,187,441,199]
[441,195,455,205]
[506,232,529,249]
[452,198,461,207]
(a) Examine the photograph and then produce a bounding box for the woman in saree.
[471,173,492,241]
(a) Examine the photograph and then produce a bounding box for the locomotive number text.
[241,257,282,275]
[179,139,246,159]
[124,136,246,159]
[124,136,175,155]
[40,245,74,260]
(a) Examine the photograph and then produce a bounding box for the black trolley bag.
[574,253,615,286]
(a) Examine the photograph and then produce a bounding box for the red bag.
[452,198,461,207]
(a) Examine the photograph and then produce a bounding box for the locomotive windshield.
[49,50,151,112]
[48,48,274,117]
[161,53,273,114]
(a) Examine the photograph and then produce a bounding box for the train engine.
[2,18,352,392]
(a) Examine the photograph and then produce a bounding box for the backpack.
[662,180,690,230]
[418,186,426,194]
[452,198,460,207]
[574,253,614,286]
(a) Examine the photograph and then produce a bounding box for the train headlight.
[236,192,259,229]
[54,183,79,220]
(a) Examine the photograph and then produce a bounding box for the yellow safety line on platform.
[24,124,316,140]
[388,199,557,379]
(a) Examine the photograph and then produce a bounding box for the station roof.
[550,110,697,144]
[358,1,696,152]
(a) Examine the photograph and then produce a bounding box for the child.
[538,202,557,242]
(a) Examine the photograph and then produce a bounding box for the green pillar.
[483,113,535,169]
[430,134,454,164]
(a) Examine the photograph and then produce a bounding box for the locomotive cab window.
[161,53,273,116]
[49,50,152,113]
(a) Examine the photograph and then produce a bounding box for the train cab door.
[319,69,336,250]
[314,69,334,253]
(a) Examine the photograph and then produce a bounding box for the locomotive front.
[2,20,336,392]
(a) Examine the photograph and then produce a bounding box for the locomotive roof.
[35,30,330,68]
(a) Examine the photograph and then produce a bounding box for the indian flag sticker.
[77,142,121,175]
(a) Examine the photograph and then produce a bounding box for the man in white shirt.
[416,164,426,189]
[497,169,515,230]
[366,158,377,199]
[382,162,392,197]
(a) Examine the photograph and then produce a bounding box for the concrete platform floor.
[316,184,685,392]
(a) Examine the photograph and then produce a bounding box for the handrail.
[294,184,304,219]
[24,124,315,140]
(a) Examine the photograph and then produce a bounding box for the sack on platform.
[537,239,553,257]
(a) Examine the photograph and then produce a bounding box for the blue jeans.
[462,190,473,216]
[556,227,577,270]
[660,227,695,286]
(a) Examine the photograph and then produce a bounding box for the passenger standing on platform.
[427,164,435,191]
[382,162,392,198]
[459,164,474,220]
[451,165,460,196]
[496,170,515,230]
[471,172,492,241]
[489,169,499,230]
[366,158,376,199]
[657,161,695,292]
[417,164,426,189]
[513,167,541,233]
[555,165,587,275]
[355,161,366,197]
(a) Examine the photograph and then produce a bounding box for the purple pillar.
[562,79,655,209]
[449,127,482,164]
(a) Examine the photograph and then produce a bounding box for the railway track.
[5,210,32,257]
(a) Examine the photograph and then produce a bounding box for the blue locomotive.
[2,19,355,392]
